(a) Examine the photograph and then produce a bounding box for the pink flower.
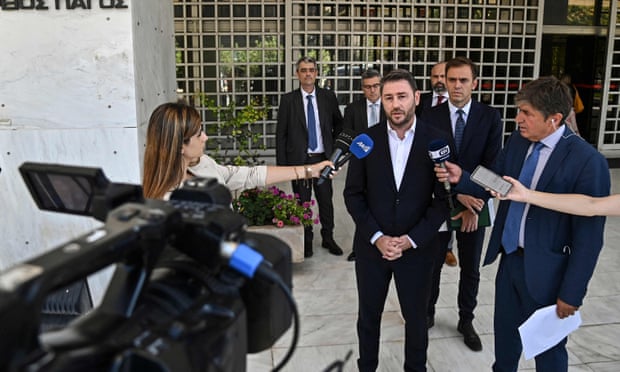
[303,213,310,220]
[311,199,316,206]
[313,218,320,224]
[302,201,310,208]
[276,220,284,228]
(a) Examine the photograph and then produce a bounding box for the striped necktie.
[455,109,466,152]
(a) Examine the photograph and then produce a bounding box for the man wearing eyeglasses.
[276,56,344,259]
[342,68,385,261]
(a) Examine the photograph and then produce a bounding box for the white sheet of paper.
[518,305,581,360]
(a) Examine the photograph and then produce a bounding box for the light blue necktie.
[307,95,318,151]
[455,109,466,152]
[501,142,545,254]
[369,103,378,127]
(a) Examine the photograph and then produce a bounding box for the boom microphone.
[318,133,374,185]
[428,139,455,210]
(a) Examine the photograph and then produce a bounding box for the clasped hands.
[454,194,484,232]
[376,235,411,261]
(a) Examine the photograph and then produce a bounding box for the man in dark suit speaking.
[342,68,385,261]
[344,69,450,371]
[276,56,344,258]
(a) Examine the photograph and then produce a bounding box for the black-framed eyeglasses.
[363,83,381,90]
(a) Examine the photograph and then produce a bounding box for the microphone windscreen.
[350,134,374,159]
[334,129,356,150]
[428,139,450,163]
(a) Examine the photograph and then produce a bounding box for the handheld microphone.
[316,129,356,184]
[317,133,374,184]
[428,139,455,210]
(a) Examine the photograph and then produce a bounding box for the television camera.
[0,162,299,372]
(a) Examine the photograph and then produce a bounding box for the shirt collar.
[387,119,416,140]
[302,89,316,99]
[538,124,565,150]
[449,100,472,116]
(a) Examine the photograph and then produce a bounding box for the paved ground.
[248,166,620,371]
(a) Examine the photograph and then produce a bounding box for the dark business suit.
[456,126,609,371]
[276,86,343,245]
[343,98,386,134]
[415,92,434,118]
[424,100,502,324]
[344,119,450,371]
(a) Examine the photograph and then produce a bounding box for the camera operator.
[143,101,337,199]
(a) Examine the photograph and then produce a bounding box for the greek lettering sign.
[0,0,128,10]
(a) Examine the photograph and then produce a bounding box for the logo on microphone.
[356,141,371,153]
[428,139,451,163]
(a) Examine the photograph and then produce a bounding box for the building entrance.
[540,34,607,144]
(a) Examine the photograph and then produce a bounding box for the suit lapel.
[295,89,311,145]
[316,88,329,136]
[374,124,399,192]
[505,136,531,179]
[535,127,574,191]
[435,105,454,150]
[358,99,369,128]
[460,102,477,151]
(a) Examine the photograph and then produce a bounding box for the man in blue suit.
[344,69,450,371]
[424,57,503,352]
[434,76,610,371]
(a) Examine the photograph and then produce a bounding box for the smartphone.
[470,165,512,196]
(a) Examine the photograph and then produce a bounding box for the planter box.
[246,224,304,263]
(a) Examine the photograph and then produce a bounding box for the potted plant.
[233,186,318,262]
[233,186,318,227]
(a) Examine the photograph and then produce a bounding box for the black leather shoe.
[321,239,343,256]
[304,249,313,258]
[457,320,482,351]
[427,316,435,329]
[347,251,356,261]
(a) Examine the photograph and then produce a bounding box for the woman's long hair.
[142,102,202,199]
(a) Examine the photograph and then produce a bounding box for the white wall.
[0,0,177,304]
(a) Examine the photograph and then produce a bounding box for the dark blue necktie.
[501,142,545,254]
[455,109,466,152]
[307,95,318,151]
